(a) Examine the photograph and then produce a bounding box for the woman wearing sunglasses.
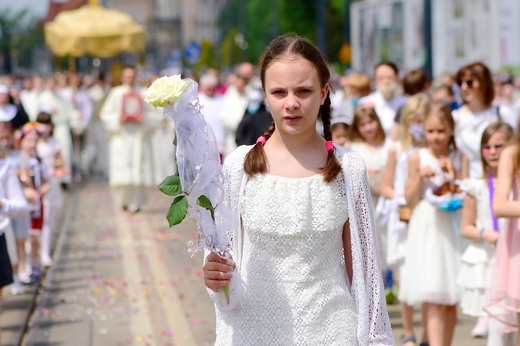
[453,62,502,179]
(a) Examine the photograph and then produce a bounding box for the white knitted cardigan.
[207,144,395,346]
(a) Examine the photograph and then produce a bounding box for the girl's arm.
[54,151,64,170]
[458,154,469,180]
[342,219,353,285]
[461,193,499,244]
[493,145,520,217]
[380,146,397,199]
[405,152,422,208]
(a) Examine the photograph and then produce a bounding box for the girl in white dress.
[202,34,394,345]
[380,93,430,346]
[458,122,516,344]
[348,107,392,271]
[399,102,469,346]
[36,112,64,267]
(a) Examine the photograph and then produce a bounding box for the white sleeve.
[344,150,395,345]
[0,168,29,218]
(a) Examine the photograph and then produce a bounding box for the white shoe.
[41,255,53,267]
[470,317,488,338]
[10,281,24,295]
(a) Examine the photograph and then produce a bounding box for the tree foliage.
[217,0,355,68]
[0,8,44,74]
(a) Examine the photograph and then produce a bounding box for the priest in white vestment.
[99,66,157,213]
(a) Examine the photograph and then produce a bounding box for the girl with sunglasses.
[453,62,503,179]
[457,122,515,343]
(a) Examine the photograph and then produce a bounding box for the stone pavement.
[1,181,491,345]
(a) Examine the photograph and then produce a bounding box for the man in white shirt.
[219,62,255,156]
[198,73,225,160]
[359,62,407,137]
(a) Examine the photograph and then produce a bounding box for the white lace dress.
[211,145,395,346]
[215,173,357,345]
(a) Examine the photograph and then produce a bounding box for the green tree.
[0,8,43,74]
[218,0,351,67]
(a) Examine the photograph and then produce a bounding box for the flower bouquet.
[144,75,244,309]
[424,161,465,233]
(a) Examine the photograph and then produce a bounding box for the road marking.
[115,211,156,343]
[117,210,197,346]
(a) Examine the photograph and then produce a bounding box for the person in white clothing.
[359,61,407,139]
[400,103,469,346]
[453,62,501,179]
[0,138,29,344]
[218,62,255,156]
[198,73,225,159]
[99,66,158,213]
[202,34,394,346]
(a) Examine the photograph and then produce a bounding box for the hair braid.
[243,122,275,176]
[320,95,343,183]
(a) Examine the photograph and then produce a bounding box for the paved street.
[2,181,488,345]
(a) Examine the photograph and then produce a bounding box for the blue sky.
[0,0,48,18]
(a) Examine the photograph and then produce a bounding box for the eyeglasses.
[462,79,474,88]
[482,143,504,152]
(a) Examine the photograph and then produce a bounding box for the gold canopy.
[44,1,145,57]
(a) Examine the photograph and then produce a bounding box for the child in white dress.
[36,112,64,267]
[202,34,394,346]
[458,122,516,344]
[380,93,430,346]
[399,102,469,346]
[348,107,392,271]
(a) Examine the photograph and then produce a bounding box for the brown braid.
[243,122,275,176]
[320,94,343,183]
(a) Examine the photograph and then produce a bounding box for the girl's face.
[0,129,13,151]
[408,114,425,144]
[424,115,452,151]
[331,125,349,146]
[264,55,328,137]
[37,123,52,139]
[482,131,507,170]
[357,115,379,142]
[20,131,39,153]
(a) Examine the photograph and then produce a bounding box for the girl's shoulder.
[222,145,254,174]
[460,178,487,197]
[334,145,367,174]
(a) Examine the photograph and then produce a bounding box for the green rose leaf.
[173,135,177,146]
[196,195,213,211]
[167,195,188,227]
[158,175,183,196]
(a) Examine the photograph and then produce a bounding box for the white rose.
[144,75,189,107]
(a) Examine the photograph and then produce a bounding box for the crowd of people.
[327,61,520,346]
[0,34,519,345]
[200,45,520,345]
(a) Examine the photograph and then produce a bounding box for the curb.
[15,189,77,346]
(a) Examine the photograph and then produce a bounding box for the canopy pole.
[68,56,76,73]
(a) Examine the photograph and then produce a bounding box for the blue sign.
[185,42,202,64]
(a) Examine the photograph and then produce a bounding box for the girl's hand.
[203,252,234,292]
[438,157,455,179]
[420,166,435,178]
[40,183,51,196]
[367,168,380,176]
[483,230,499,245]
[24,188,40,203]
